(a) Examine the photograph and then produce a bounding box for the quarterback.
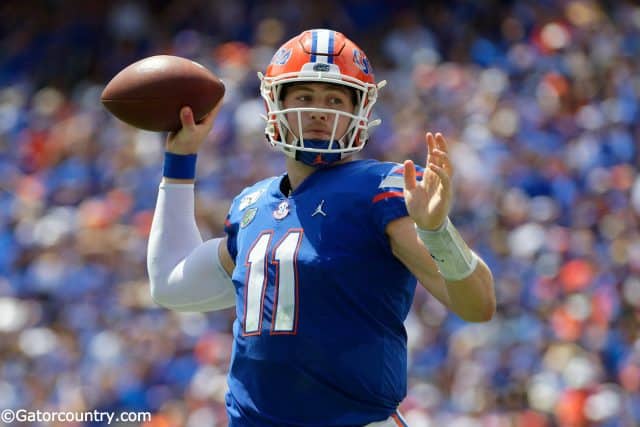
[147,29,495,426]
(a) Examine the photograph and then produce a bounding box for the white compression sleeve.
[147,182,236,312]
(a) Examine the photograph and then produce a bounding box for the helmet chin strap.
[294,139,344,168]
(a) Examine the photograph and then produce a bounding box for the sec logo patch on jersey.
[273,201,290,220]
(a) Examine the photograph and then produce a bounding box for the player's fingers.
[179,106,197,131]
[429,149,453,175]
[199,100,223,127]
[434,133,448,153]
[428,162,451,188]
[403,160,417,191]
[425,132,435,164]
[212,99,224,114]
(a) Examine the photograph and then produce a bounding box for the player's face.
[281,83,356,143]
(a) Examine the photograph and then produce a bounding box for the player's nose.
[309,109,328,121]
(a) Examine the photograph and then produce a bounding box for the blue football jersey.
[223,159,423,426]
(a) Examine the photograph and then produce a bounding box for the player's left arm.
[387,132,496,322]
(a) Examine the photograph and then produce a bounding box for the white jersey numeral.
[243,230,303,335]
[272,231,302,332]
[243,233,272,334]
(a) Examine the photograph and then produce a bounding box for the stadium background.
[1,0,639,425]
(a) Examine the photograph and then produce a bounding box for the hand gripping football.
[101,55,225,132]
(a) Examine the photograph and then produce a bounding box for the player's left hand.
[402,132,453,230]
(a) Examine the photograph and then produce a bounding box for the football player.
[147,29,495,427]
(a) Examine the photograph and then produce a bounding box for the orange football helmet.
[259,29,386,164]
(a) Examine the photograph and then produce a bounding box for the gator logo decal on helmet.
[271,47,292,65]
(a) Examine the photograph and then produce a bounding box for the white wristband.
[416,217,479,281]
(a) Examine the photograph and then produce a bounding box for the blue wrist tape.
[163,152,197,179]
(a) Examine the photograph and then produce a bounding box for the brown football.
[101,55,225,132]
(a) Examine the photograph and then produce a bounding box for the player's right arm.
[146,105,236,312]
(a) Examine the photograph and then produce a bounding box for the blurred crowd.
[1,0,639,426]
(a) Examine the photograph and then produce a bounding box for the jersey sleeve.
[369,163,425,235]
[224,201,240,262]
[223,180,273,262]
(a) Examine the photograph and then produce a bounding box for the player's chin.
[303,131,332,140]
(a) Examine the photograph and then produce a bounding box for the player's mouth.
[304,129,332,139]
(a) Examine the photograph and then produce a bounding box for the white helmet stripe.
[310,29,334,64]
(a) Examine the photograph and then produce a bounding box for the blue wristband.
[163,152,197,179]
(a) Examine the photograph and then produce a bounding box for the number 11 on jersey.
[243,229,303,335]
